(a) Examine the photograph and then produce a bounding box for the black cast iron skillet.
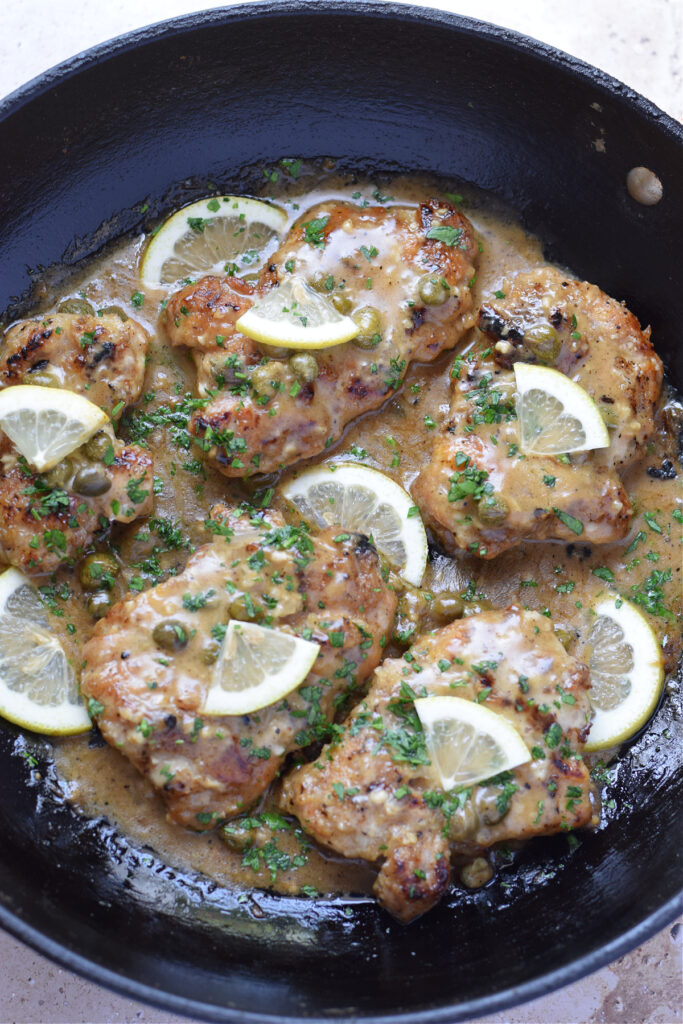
[0,3,681,1021]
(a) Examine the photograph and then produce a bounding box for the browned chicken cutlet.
[0,313,149,418]
[281,607,595,923]
[413,267,663,558]
[81,507,397,830]
[0,435,153,573]
[162,199,477,475]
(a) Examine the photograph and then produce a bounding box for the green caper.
[201,640,222,665]
[309,272,331,293]
[477,786,510,824]
[463,597,494,617]
[477,493,509,526]
[229,595,258,621]
[44,457,73,488]
[256,343,290,360]
[152,619,189,652]
[27,365,61,388]
[431,591,465,622]
[524,323,561,364]
[289,352,318,383]
[86,590,111,619]
[418,274,450,306]
[72,466,111,497]
[98,304,128,321]
[352,306,382,350]
[331,293,353,315]
[84,430,113,462]
[79,552,119,591]
[57,298,95,316]
[553,626,573,651]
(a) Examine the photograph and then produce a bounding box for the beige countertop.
[0,1,681,1022]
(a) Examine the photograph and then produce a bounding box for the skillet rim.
[0,2,681,1020]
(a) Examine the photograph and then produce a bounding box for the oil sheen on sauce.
[34,170,681,900]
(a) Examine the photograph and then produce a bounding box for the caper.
[201,640,222,665]
[477,788,508,825]
[553,626,573,651]
[256,343,290,360]
[84,430,114,462]
[309,273,331,293]
[27,365,60,388]
[72,466,111,497]
[418,274,450,306]
[57,298,95,316]
[331,293,353,315]
[86,590,111,619]
[463,598,494,617]
[524,323,561,364]
[352,306,382,349]
[477,493,509,526]
[79,552,119,591]
[431,592,465,622]
[152,619,189,652]
[44,457,73,488]
[229,595,258,621]
[460,857,493,889]
[98,304,128,321]
[289,352,318,383]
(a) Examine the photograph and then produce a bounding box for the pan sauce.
[39,170,681,899]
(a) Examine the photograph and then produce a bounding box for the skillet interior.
[0,3,681,1020]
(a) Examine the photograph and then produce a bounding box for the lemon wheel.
[0,568,90,735]
[201,621,320,717]
[140,196,288,289]
[514,362,610,455]
[282,463,428,586]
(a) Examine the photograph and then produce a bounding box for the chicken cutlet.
[81,506,396,830]
[162,199,477,475]
[281,607,595,922]
[413,267,663,558]
[0,312,149,418]
[0,435,153,573]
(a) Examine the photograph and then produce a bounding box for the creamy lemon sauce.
[31,168,680,898]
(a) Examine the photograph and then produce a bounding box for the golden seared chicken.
[81,507,397,830]
[0,434,153,573]
[162,199,477,475]
[0,313,149,418]
[413,268,663,558]
[282,607,595,923]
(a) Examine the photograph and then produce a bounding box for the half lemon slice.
[236,277,358,349]
[514,363,610,455]
[0,384,109,472]
[414,695,531,790]
[140,196,288,289]
[201,621,320,717]
[0,567,90,735]
[282,463,428,586]
[584,596,664,752]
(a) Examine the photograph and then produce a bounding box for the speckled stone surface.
[0,2,681,1022]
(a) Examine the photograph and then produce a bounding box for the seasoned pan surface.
[0,4,681,1021]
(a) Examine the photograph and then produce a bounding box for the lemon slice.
[414,695,531,790]
[282,463,428,586]
[514,363,610,455]
[584,596,664,752]
[140,196,288,289]
[201,621,320,716]
[0,568,90,735]
[0,384,109,472]
[236,277,358,349]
